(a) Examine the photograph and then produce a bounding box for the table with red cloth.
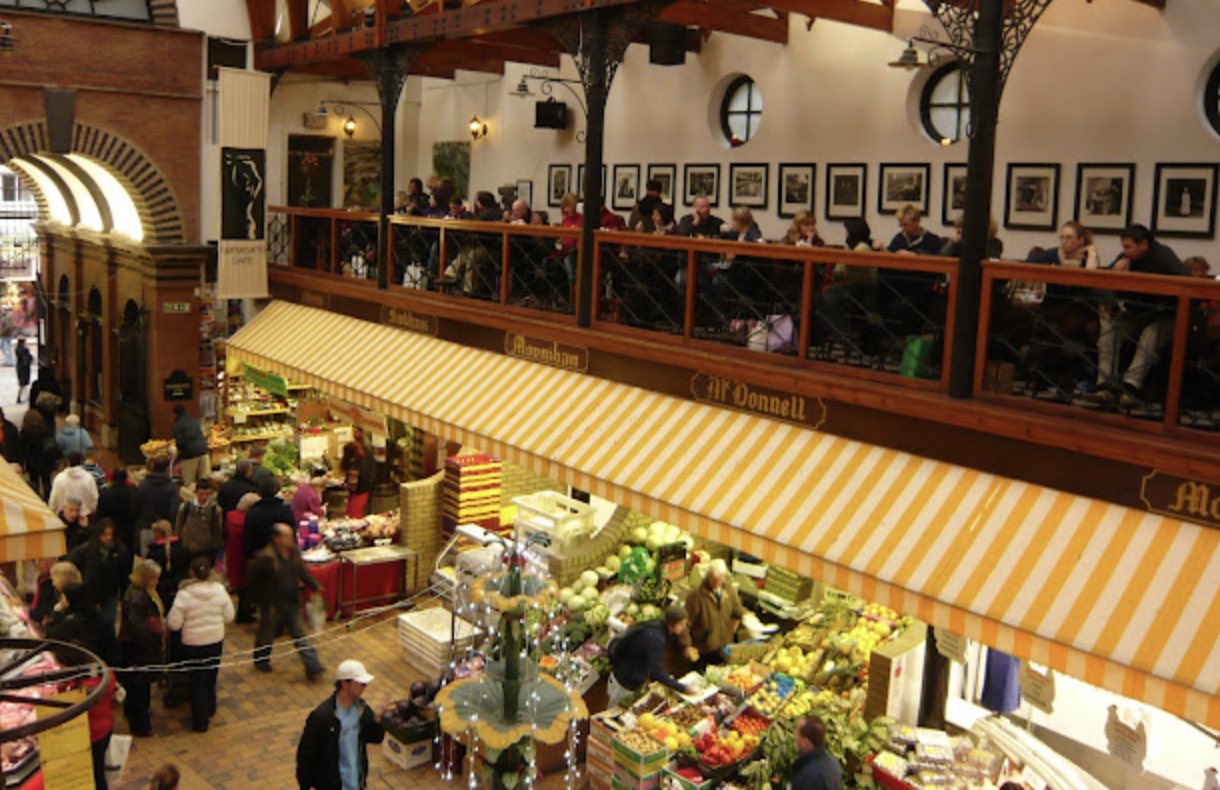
[305,545,417,619]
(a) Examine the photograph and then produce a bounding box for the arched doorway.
[117,299,149,464]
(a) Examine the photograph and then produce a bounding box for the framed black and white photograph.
[941,163,968,225]
[777,163,815,218]
[612,164,640,211]
[683,163,721,207]
[1152,163,1218,238]
[647,164,676,205]
[547,164,571,207]
[576,163,607,201]
[825,163,867,220]
[878,163,930,215]
[1074,163,1134,233]
[515,179,533,209]
[1004,163,1060,230]
[729,163,768,208]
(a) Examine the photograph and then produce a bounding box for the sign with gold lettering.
[380,306,437,336]
[1139,470,1220,528]
[504,332,588,372]
[691,372,825,429]
[300,289,329,310]
[326,397,388,437]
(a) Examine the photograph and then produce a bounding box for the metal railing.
[270,206,381,283]
[592,231,959,388]
[977,260,1220,435]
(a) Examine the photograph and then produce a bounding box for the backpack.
[178,501,220,554]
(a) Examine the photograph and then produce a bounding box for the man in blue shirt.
[297,659,389,790]
[790,715,842,790]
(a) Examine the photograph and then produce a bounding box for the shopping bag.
[403,263,429,290]
[899,334,938,379]
[306,593,327,633]
[764,314,796,353]
[104,733,133,786]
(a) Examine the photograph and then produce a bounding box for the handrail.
[981,259,1220,298]
[389,213,582,240]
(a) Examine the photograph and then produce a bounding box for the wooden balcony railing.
[978,260,1220,438]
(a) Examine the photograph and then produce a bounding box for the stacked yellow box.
[442,454,503,533]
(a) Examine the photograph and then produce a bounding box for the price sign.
[1020,662,1056,714]
[935,628,967,663]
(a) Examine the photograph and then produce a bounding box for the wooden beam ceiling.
[245,0,278,41]
[759,0,892,31]
[659,1,788,43]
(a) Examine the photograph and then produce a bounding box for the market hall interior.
[1,0,1220,788]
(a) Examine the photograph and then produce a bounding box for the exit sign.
[162,302,192,314]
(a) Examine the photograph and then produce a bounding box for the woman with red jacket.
[226,491,260,623]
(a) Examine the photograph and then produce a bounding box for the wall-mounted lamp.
[0,21,15,56]
[888,27,982,71]
[469,114,488,141]
[343,115,357,138]
[887,41,921,70]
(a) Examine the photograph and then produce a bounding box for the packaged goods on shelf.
[442,454,502,532]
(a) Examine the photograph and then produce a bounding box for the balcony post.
[357,44,429,290]
[948,0,1003,398]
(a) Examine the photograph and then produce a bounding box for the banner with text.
[217,68,270,299]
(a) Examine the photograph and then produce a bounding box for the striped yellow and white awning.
[228,301,1220,726]
[0,461,66,562]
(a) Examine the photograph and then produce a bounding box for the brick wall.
[399,471,445,591]
[0,13,202,242]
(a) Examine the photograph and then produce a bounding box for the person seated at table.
[508,198,531,224]
[876,205,946,350]
[720,207,762,243]
[446,196,468,219]
[843,217,874,251]
[554,193,582,282]
[472,191,501,222]
[629,179,665,233]
[651,203,676,235]
[530,210,550,226]
[404,178,429,215]
[886,205,942,255]
[940,214,1004,259]
[599,205,627,231]
[1082,224,1191,410]
[782,210,826,247]
[676,194,724,238]
[424,179,453,218]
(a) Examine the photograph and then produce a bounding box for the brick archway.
[0,119,186,244]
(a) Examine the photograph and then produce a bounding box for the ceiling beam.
[245,0,278,41]
[287,0,310,40]
[659,1,788,42]
[332,0,355,29]
[758,0,891,31]
[426,38,562,67]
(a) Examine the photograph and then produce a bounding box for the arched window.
[720,76,763,148]
[920,62,971,144]
[1205,61,1220,137]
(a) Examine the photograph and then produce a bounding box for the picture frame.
[728,163,768,209]
[612,164,640,211]
[1004,163,1060,231]
[515,179,533,209]
[878,163,930,215]
[1151,163,1218,238]
[576,163,607,201]
[941,163,968,226]
[547,164,571,208]
[647,164,677,205]
[683,163,720,207]
[825,163,867,221]
[777,163,815,218]
[1074,163,1134,233]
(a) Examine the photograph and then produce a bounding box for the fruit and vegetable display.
[748,674,800,718]
[139,438,175,459]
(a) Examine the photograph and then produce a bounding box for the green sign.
[243,364,288,397]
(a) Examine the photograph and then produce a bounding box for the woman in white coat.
[167,556,234,732]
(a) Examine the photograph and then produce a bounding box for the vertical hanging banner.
[217,68,271,299]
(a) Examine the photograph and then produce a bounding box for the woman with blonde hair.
[30,560,82,628]
[782,210,825,247]
[119,559,165,737]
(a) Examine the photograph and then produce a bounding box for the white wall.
[400,0,1220,261]
[177,0,252,39]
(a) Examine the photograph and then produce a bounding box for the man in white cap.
[296,659,390,790]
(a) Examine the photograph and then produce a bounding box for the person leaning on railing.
[1080,224,1191,411]
[1013,221,1103,400]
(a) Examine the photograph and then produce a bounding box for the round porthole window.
[720,75,763,148]
[920,61,970,144]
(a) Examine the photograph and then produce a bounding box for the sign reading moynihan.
[1140,469,1220,527]
[691,372,825,428]
[504,332,588,372]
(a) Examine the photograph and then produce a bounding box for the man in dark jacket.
[248,523,323,677]
[133,457,179,556]
[0,407,21,465]
[172,404,210,487]
[790,715,842,790]
[243,474,293,560]
[296,659,389,790]
[607,606,690,706]
[218,458,259,514]
[96,468,137,549]
[68,520,131,631]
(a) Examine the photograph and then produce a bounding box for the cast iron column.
[358,45,427,291]
[948,0,1004,398]
[576,11,609,327]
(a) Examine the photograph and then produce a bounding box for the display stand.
[339,544,418,613]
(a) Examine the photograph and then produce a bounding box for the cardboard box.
[612,766,662,790]
[382,731,435,771]
[662,763,715,790]
[611,738,668,778]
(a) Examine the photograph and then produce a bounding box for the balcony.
[265,206,1220,516]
